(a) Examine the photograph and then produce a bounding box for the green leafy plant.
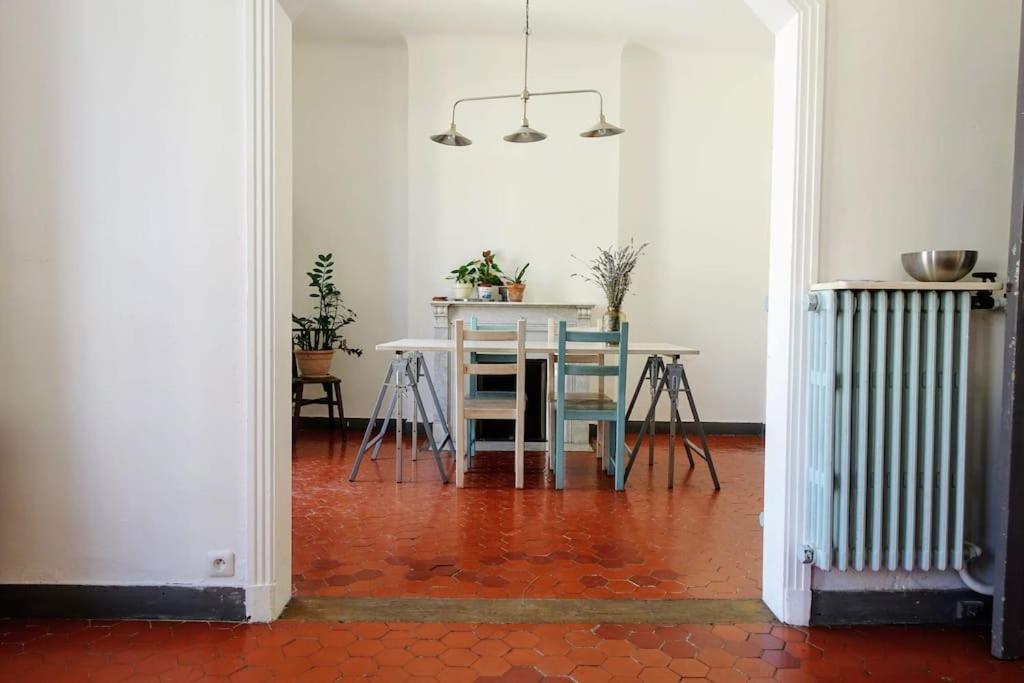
[448,259,480,284]
[447,251,504,286]
[292,253,363,355]
[572,241,650,311]
[505,263,530,285]
[474,250,504,286]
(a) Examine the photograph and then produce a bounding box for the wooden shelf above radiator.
[812,280,1004,293]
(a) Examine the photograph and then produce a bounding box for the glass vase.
[602,307,623,334]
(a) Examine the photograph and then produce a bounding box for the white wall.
[0,0,250,586]
[813,0,1021,590]
[404,35,623,337]
[619,44,773,423]
[293,40,409,417]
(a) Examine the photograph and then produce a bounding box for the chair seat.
[464,395,518,419]
[549,391,617,413]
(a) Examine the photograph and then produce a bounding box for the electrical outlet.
[956,600,985,621]
[207,550,235,577]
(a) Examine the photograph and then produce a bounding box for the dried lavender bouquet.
[572,241,649,329]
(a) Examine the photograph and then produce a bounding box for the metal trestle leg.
[623,355,720,490]
[348,352,452,484]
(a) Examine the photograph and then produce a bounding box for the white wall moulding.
[745,0,825,626]
[246,0,291,623]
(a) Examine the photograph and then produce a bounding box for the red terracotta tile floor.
[292,432,763,600]
[2,618,1022,682]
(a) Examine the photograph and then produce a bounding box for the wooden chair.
[546,319,607,472]
[292,354,346,439]
[465,316,518,469]
[455,319,526,488]
[553,321,629,490]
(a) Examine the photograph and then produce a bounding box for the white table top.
[377,338,699,356]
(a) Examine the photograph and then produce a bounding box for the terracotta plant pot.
[506,283,526,302]
[294,349,335,377]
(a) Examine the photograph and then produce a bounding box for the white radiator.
[806,288,972,572]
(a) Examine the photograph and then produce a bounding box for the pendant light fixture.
[430,0,624,147]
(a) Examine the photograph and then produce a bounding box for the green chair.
[554,321,629,490]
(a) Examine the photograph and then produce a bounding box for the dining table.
[347,337,719,490]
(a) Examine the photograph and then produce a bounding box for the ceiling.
[291,0,771,53]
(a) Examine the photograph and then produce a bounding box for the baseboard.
[810,589,991,626]
[297,417,414,434]
[298,417,765,438]
[0,584,247,621]
[622,421,764,436]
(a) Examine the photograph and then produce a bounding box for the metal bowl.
[901,250,978,282]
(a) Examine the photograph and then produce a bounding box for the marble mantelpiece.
[430,301,597,451]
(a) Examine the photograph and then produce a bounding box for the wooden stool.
[292,356,346,438]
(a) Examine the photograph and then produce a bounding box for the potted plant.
[448,259,478,300]
[474,250,504,301]
[573,241,649,333]
[293,253,363,377]
[505,263,530,302]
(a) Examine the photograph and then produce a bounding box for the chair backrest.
[547,319,605,393]
[555,320,628,408]
[470,317,517,363]
[455,318,527,408]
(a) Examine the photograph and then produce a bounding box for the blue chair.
[553,321,629,490]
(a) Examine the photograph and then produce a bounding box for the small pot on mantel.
[506,283,526,302]
[452,282,474,300]
[477,284,496,301]
[294,349,335,377]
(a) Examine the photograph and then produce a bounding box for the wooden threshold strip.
[281,597,775,625]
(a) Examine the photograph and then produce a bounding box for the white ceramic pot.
[477,284,495,301]
[452,282,474,300]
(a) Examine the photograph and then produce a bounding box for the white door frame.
[243,0,827,624]
[744,0,827,626]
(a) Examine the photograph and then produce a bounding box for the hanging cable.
[521,0,531,122]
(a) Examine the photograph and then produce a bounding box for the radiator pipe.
[959,542,994,596]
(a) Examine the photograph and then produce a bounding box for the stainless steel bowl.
[901,250,978,282]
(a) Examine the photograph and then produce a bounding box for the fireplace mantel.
[429,300,597,452]
[431,300,595,330]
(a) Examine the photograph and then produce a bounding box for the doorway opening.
[247,0,825,624]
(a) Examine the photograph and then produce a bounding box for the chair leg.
[514,411,525,490]
[293,383,304,441]
[334,381,346,438]
[456,416,467,488]
[546,402,555,472]
[323,382,335,432]
[614,415,626,491]
[555,414,566,490]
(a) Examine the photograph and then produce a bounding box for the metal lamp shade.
[503,124,548,143]
[580,115,625,138]
[430,124,472,146]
